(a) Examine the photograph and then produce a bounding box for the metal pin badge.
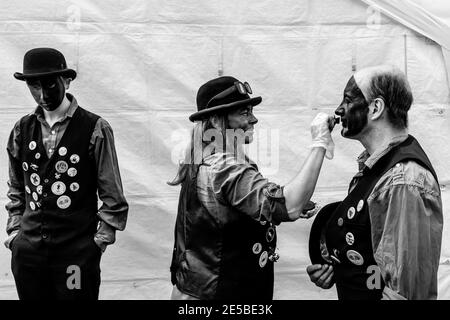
[59,147,68,156]
[268,252,280,262]
[29,141,36,150]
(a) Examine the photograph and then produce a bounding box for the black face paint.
[334,76,369,138]
[26,76,66,111]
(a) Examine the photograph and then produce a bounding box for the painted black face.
[26,76,66,111]
[334,76,369,138]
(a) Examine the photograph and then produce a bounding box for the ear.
[370,97,385,121]
[209,114,221,129]
[62,76,71,90]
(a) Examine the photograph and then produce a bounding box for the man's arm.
[4,121,25,248]
[90,118,129,252]
[369,161,443,300]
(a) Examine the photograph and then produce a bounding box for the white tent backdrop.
[0,0,448,299]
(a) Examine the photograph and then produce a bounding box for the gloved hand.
[310,112,335,159]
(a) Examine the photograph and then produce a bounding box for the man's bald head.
[353,65,413,128]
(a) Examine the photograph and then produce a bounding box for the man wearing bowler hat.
[169,76,337,300]
[307,65,443,300]
[4,47,128,300]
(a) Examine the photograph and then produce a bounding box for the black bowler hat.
[189,76,262,122]
[14,48,77,81]
[309,201,342,264]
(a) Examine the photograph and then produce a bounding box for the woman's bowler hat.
[189,76,262,122]
[14,48,77,81]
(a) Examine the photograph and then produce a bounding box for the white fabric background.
[0,0,448,299]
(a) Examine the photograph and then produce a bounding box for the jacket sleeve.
[211,159,290,225]
[89,118,129,249]
[5,120,25,235]
[369,161,443,300]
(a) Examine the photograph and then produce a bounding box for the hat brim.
[308,201,342,265]
[189,96,262,122]
[14,69,77,81]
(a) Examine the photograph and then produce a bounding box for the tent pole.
[404,34,408,79]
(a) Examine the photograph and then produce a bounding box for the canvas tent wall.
[0,0,448,299]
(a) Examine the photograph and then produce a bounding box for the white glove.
[310,112,335,159]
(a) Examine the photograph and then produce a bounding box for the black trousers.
[11,233,102,300]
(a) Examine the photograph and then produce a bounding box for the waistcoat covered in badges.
[170,164,278,300]
[19,106,100,248]
[324,135,438,300]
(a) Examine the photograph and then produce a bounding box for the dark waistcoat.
[19,106,100,249]
[324,135,438,300]
[170,164,278,300]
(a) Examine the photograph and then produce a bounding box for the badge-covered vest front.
[19,106,100,248]
[324,135,438,300]
[171,164,278,300]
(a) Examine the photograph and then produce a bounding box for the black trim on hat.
[189,96,262,122]
[14,69,77,81]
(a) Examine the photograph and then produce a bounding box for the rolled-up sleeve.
[5,121,25,235]
[211,160,289,225]
[90,118,129,246]
[369,162,443,300]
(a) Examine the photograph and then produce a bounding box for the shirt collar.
[33,93,78,122]
[357,134,409,170]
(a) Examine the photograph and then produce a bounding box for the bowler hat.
[309,201,342,264]
[189,76,262,122]
[14,48,77,81]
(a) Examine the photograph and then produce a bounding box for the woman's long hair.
[167,114,228,186]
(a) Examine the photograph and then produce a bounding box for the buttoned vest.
[19,106,100,248]
[171,163,279,300]
[324,135,438,300]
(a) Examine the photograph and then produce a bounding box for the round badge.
[67,167,77,177]
[56,195,71,209]
[337,217,344,227]
[22,162,29,171]
[51,181,66,196]
[347,250,364,266]
[252,243,262,254]
[36,185,43,195]
[266,226,275,243]
[357,200,364,212]
[259,251,268,268]
[35,153,41,160]
[29,201,36,211]
[70,154,80,164]
[70,182,80,192]
[58,147,68,156]
[30,173,40,186]
[25,186,31,194]
[55,161,68,173]
[345,232,355,246]
[32,192,38,201]
[347,207,356,220]
[29,141,36,150]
